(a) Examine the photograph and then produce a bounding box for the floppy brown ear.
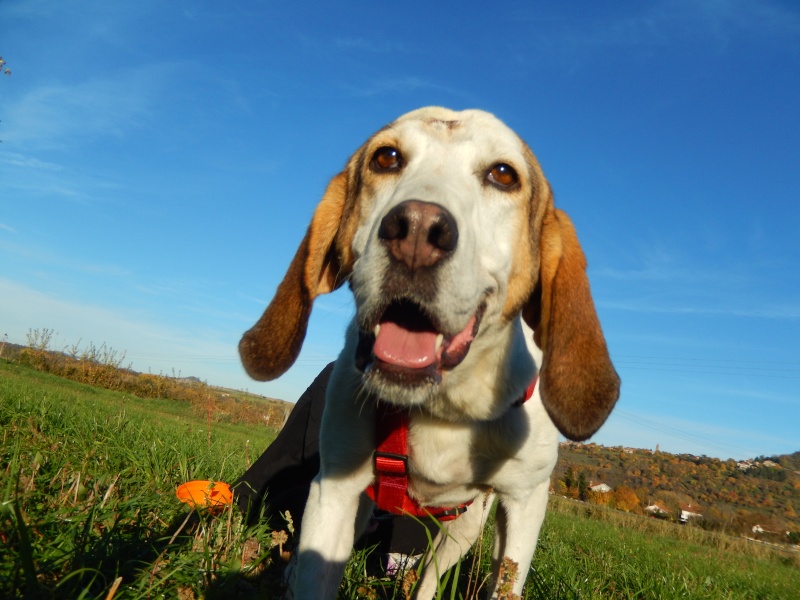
[525,207,620,441]
[239,173,349,381]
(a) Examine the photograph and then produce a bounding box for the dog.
[239,107,620,599]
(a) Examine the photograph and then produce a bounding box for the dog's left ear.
[239,173,350,381]
[523,206,620,441]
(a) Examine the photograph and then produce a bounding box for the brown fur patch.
[502,147,551,321]
[239,173,352,381]
[533,208,620,440]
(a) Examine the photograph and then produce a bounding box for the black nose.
[378,200,458,271]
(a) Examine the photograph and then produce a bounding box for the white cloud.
[0,152,65,171]
[339,77,473,100]
[3,66,171,151]
[0,277,340,401]
[0,277,237,379]
[335,37,409,54]
[0,238,131,278]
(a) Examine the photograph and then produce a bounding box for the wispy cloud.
[0,238,131,278]
[594,240,749,286]
[339,77,473,100]
[518,0,800,64]
[335,37,409,54]
[602,300,800,320]
[0,222,17,234]
[592,241,800,320]
[0,276,246,385]
[688,383,800,406]
[0,152,65,171]
[596,264,744,286]
[3,66,171,151]
[0,276,339,398]
[686,0,800,44]
[595,408,793,460]
[0,149,123,206]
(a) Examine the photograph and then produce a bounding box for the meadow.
[1,357,798,599]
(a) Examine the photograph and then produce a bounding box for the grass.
[530,499,799,599]
[0,359,278,599]
[1,358,798,599]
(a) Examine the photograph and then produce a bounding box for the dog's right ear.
[239,173,350,381]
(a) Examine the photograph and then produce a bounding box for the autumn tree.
[613,486,640,513]
[563,466,575,491]
[588,489,612,506]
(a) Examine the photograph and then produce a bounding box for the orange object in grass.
[176,480,233,512]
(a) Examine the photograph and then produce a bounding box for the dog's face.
[240,107,619,440]
[345,108,548,404]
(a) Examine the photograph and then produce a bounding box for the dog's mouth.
[355,300,485,385]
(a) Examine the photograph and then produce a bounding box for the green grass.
[1,358,798,599]
[0,360,278,599]
[529,500,799,599]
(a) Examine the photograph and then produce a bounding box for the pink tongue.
[372,314,478,370]
[373,322,437,368]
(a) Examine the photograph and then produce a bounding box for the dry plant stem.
[99,473,121,510]
[206,392,212,449]
[148,509,196,589]
[104,576,123,600]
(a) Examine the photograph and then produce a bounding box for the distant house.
[589,482,612,493]
[752,524,778,534]
[679,504,703,524]
[645,503,669,517]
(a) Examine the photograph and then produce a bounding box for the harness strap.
[365,402,470,521]
[365,377,537,521]
[513,377,538,407]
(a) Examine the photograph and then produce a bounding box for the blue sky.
[1,1,798,461]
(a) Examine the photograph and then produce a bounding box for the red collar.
[513,377,538,407]
[365,377,537,521]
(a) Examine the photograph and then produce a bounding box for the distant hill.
[1,339,293,428]
[554,442,800,545]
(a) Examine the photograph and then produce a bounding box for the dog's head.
[240,107,619,441]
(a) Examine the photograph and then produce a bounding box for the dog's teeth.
[373,324,381,337]
[435,333,444,351]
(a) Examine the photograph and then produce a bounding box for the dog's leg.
[488,479,550,598]
[290,474,374,599]
[412,494,495,600]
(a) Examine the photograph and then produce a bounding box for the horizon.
[2,1,799,462]
[4,335,796,463]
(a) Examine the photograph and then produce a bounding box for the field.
[1,358,798,599]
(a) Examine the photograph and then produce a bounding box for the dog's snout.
[378,200,458,270]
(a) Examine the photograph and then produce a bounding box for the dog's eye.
[371,147,403,172]
[486,163,519,189]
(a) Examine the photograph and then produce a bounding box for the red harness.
[365,378,537,521]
